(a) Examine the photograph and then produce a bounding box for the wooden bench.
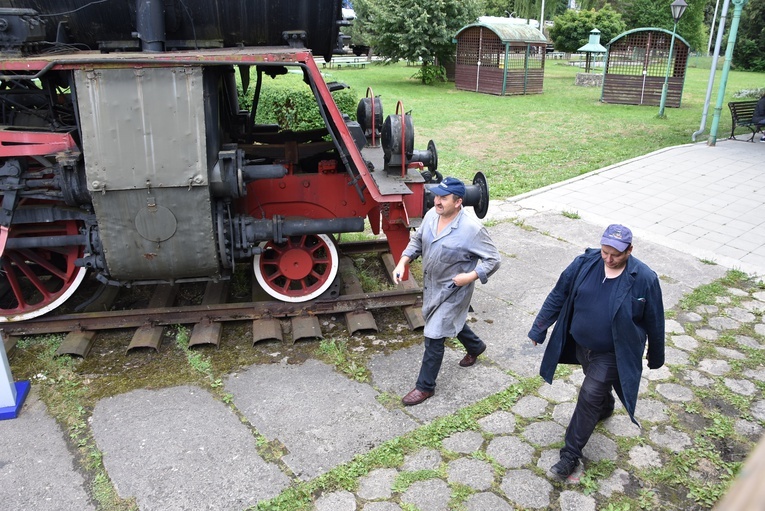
[320,57,367,69]
[337,61,365,69]
[728,100,764,142]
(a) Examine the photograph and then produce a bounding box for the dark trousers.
[415,323,485,393]
[561,343,618,461]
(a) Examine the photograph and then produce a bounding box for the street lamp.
[658,0,688,117]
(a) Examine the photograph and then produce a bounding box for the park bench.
[728,100,764,142]
[318,56,367,69]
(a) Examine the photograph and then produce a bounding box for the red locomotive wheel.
[253,234,339,303]
[0,215,87,322]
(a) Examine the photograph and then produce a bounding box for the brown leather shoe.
[459,343,486,367]
[402,388,434,406]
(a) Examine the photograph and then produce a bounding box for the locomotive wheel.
[253,234,339,303]
[0,215,87,322]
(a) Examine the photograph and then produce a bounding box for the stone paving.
[314,287,765,511]
[2,212,760,511]
[2,141,763,510]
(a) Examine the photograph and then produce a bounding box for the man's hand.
[452,270,479,287]
[392,261,407,285]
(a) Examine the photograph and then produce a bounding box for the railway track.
[0,240,424,357]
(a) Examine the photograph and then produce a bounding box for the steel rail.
[0,288,422,336]
[336,239,390,254]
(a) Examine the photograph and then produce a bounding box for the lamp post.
[658,0,687,118]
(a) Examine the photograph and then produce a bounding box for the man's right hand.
[392,262,406,285]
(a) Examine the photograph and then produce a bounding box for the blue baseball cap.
[601,224,633,251]
[431,177,466,197]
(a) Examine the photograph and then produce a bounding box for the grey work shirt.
[402,207,500,339]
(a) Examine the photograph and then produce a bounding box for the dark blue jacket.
[754,96,765,124]
[528,248,665,424]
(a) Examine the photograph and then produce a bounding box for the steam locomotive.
[0,0,488,322]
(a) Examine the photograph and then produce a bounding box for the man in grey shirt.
[393,177,501,405]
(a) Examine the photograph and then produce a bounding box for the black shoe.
[551,454,579,478]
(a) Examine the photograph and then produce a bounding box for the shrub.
[237,72,358,132]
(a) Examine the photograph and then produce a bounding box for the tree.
[732,0,765,71]
[623,0,706,52]
[548,5,626,52]
[481,0,569,23]
[482,0,514,17]
[352,0,482,83]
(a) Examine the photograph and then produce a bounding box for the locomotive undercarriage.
[0,46,466,321]
[0,1,491,322]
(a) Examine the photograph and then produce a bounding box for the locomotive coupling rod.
[1,289,423,336]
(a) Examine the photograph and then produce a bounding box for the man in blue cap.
[392,177,501,406]
[528,224,665,479]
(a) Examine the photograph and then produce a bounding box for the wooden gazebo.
[454,17,548,96]
[601,28,690,107]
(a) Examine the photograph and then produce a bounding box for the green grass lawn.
[320,58,765,198]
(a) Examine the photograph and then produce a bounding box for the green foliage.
[237,72,358,131]
[621,0,668,29]
[175,326,213,378]
[562,210,581,219]
[733,0,765,71]
[482,0,514,17]
[548,5,626,52]
[480,0,569,20]
[317,338,370,382]
[678,280,727,309]
[326,60,765,198]
[623,0,707,51]
[602,501,633,511]
[411,63,447,85]
[392,469,444,492]
[352,0,481,82]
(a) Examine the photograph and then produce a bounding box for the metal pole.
[658,21,679,118]
[692,0,730,141]
[708,0,749,146]
[539,0,546,33]
[501,43,509,96]
[707,0,721,56]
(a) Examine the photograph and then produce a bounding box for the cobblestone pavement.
[1,141,763,511]
[313,286,765,511]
